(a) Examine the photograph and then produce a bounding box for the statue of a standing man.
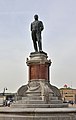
[31,15,44,52]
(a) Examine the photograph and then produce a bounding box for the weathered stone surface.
[16,52,67,108]
[0,107,76,120]
[5,51,74,120]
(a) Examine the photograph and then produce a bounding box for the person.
[31,15,44,52]
[7,100,10,107]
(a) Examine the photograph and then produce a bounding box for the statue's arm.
[40,21,44,31]
[31,23,32,31]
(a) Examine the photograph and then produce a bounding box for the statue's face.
[34,15,38,20]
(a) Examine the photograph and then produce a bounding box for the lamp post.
[3,87,8,96]
[3,87,8,106]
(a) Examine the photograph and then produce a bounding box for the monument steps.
[22,96,42,100]
[16,100,46,104]
[49,96,58,100]
[0,114,72,120]
[22,96,58,100]
[11,103,68,108]
[15,99,62,104]
[49,100,63,104]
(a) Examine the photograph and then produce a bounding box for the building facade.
[60,87,76,104]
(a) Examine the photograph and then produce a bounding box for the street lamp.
[2,87,8,106]
[3,87,8,96]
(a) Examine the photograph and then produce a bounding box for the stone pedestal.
[14,51,68,108]
[27,51,51,82]
[0,51,76,120]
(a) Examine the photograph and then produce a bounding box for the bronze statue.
[31,15,44,52]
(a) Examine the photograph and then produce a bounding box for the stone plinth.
[1,51,76,120]
[14,51,68,108]
[26,51,51,82]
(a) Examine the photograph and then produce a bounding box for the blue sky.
[0,0,76,92]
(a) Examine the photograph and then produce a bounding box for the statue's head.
[34,14,38,20]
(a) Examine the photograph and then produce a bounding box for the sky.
[0,0,76,93]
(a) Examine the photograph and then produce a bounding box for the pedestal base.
[14,52,68,108]
[0,107,76,120]
[13,80,68,108]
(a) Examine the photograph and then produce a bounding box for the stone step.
[50,103,68,108]
[0,115,71,120]
[49,100,62,104]
[22,96,58,101]
[16,100,46,104]
[11,104,50,108]
[16,99,62,104]
[49,96,58,100]
[11,103,68,108]
[22,96,42,100]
